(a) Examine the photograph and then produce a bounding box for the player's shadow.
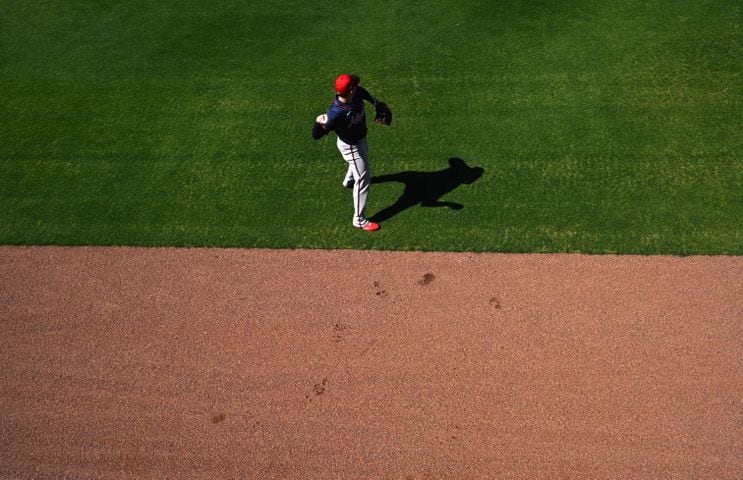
[370,157,484,223]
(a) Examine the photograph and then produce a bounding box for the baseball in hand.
[316,114,328,124]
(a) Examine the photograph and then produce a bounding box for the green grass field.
[1,0,741,254]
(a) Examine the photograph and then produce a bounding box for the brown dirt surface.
[1,246,741,479]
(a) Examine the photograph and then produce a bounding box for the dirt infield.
[1,246,741,479]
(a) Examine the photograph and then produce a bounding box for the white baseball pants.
[337,137,371,228]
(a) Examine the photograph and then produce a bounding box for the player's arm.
[359,86,380,106]
[312,113,330,139]
[357,84,392,125]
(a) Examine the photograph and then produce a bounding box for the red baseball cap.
[335,73,357,96]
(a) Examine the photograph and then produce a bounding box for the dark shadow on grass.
[370,157,484,223]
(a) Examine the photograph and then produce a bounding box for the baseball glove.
[374,102,392,125]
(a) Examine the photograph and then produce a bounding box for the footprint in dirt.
[313,377,328,396]
[332,323,346,342]
[418,273,435,286]
[306,377,328,401]
[211,413,227,424]
[373,280,388,298]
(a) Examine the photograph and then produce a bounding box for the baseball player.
[312,73,392,231]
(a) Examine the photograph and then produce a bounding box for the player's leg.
[336,138,375,229]
[352,138,372,226]
[342,165,354,188]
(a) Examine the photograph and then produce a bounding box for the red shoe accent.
[356,221,380,232]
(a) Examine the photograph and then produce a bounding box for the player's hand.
[374,102,392,125]
[316,114,328,124]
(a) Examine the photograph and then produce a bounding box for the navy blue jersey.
[320,86,378,145]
